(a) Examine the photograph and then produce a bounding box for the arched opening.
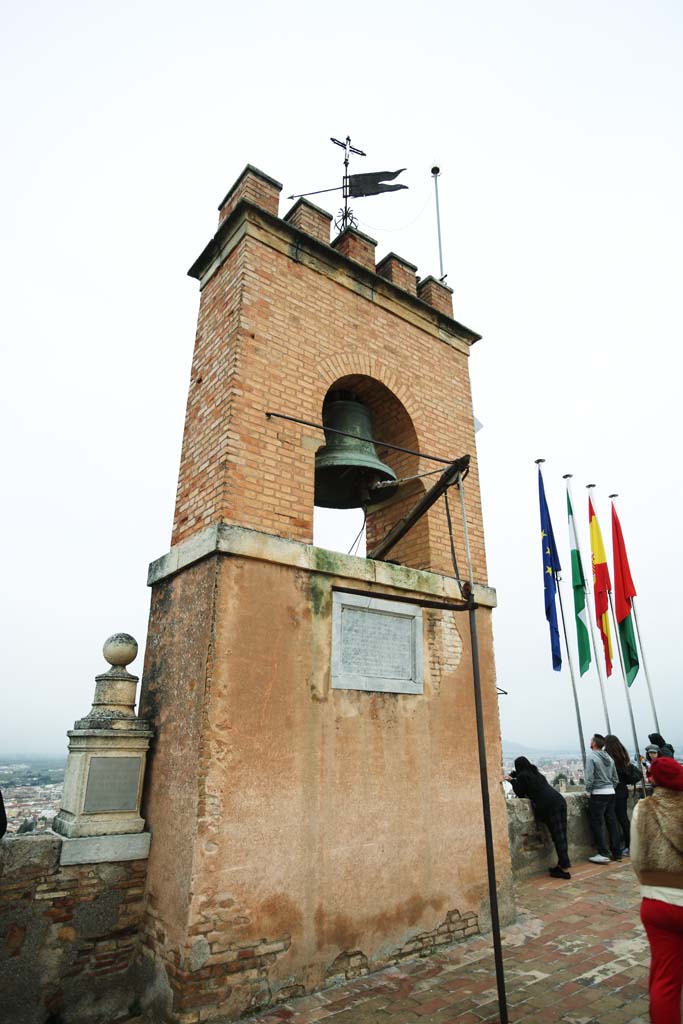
[313,375,431,569]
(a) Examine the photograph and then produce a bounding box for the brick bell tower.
[138,166,511,1022]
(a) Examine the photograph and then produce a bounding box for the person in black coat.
[649,732,675,759]
[506,756,571,879]
[605,733,640,855]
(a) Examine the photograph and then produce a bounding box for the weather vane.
[288,136,408,232]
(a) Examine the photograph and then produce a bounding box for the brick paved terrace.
[245,860,650,1024]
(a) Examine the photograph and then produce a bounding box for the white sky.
[1,1,681,757]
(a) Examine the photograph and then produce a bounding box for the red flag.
[611,503,640,686]
[611,504,637,620]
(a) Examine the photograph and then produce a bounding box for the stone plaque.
[331,592,423,694]
[84,756,141,813]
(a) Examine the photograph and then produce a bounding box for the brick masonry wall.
[330,227,377,270]
[283,199,332,245]
[0,833,147,1024]
[376,253,418,296]
[217,167,281,225]
[172,205,487,584]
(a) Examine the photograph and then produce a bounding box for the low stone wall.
[0,832,147,1024]
[506,791,635,879]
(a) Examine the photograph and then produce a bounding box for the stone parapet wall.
[506,791,637,879]
[0,832,148,1024]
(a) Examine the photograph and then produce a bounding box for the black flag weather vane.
[288,136,407,232]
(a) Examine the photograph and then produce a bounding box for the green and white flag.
[567,490,591,675]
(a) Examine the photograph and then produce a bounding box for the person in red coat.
[631,756,683,1023]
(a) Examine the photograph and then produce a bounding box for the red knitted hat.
[650,756,683,791]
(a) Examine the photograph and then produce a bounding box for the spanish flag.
[589,498,613,677]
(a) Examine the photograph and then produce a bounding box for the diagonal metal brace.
[367,455,470,561]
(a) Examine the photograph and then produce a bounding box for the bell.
[314,392,398,509]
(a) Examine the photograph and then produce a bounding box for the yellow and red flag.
[589,498,613,676]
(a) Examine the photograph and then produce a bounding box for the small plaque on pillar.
[331,592,423,694]
[84,756,141,812]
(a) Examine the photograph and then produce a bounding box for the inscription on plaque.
[84,756,141,813]
[331,592,423,694]
[341,608,413,679]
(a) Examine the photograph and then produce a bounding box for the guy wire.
[348,508,367,556]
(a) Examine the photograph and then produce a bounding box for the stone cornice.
[147,523,497,609]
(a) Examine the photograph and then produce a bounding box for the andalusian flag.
[567,490,591,675]
[538,468,562,671]
[589,498,613,677]
[611,503,639,686]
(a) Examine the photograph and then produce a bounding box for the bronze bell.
[314,392,398,509]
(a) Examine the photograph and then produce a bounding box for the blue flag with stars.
[538,467,562,671]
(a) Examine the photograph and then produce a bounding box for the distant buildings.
[0,760,64,833]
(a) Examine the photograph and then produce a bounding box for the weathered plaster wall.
[0,833,147,1024]
[138,551,511,1022]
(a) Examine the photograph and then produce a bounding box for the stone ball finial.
[103,633,138,668]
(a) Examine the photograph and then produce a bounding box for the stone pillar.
[53,634,153,860]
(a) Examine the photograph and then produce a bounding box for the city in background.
[11,742,682,834]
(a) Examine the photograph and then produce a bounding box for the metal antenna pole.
[584,483,612,732]
[431,166,445,280]
[609,494,661,734]
[457,476,509,1024]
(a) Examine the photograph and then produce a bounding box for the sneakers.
[622,848,630,857]
[549,867,571,879]
[589,854,611,864]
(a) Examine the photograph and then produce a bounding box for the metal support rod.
[265,411,455,465]
[368,456,470,561]
[287,185,344,200]
[431,166,445,280]
[457,476,508,1024]
[555,574,587,771]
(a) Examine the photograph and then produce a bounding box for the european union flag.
[538,467,562,671]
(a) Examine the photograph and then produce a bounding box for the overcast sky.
[2,1,681,758]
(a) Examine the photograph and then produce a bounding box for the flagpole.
[609,494,661,734]
[607,589,647,796]
[581,483,614,733]
[536,460,586,769]
[555,573,587,771]
[565,475,614,733]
